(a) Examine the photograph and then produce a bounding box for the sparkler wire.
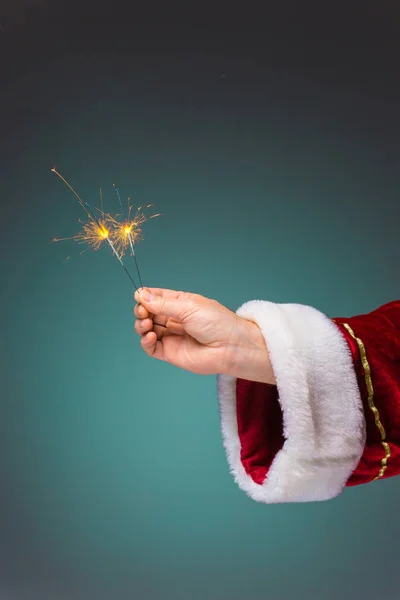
[84,201,140,291]
[113,184,144,289]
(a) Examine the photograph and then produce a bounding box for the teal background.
[1,5,400,600]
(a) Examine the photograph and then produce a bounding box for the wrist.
[223,316,276,385]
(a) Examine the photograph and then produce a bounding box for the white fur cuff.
[217,301,366,503]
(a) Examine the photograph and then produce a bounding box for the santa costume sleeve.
[217,300,400,503]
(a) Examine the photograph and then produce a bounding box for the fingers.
[136,287,195,301]
[134,302,169,329]
[140,328,166,361]
[134,288,197,320]
[134,309,183,339]
[135,317,153,336]
[134,288,194,354]
[140,330,158,357]
[134,303,149,319]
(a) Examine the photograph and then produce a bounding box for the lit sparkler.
[112,184,145,289]
[52,217,109,252]
[51,168,139,290]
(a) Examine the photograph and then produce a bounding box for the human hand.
[133,287,276,384]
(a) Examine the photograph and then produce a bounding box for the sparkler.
[52,218,110,252]
[51,168,140,291]
[112,184,144,289]
[84,200,139,290]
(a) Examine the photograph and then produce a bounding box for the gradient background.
[1,2,400,599]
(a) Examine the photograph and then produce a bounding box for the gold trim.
[341,322,391,480]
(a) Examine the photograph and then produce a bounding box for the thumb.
[136,288,194,320]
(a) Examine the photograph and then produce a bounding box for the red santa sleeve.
[217,300,400,503]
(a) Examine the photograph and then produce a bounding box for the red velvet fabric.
[334,301,400,485]
[235,300,400,488]
[236,379,284,484]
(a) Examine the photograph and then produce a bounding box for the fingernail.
[140,290,153,302]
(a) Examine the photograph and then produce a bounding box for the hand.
[133,287,276,384]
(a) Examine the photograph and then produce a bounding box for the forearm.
[222,315,276,386]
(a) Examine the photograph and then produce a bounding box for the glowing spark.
[52,168,139,289]
[53,217,109,251]
[111,187,162,252]
[112,184,146,289]
[107,210,146,257]
[111,186,162,291]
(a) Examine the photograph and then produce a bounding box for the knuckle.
[143,319,152,331]
[159,298,168,313]
[184,298,199,316]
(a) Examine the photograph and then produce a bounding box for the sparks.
[107,210,146,257]
[51,168,140,290]
[111,184,161,290]
[53,217,110,252]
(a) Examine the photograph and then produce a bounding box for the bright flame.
[106,203,161,257]
[53,217,111,252]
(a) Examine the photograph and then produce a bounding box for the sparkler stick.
[51,168,139,290]
[113,183,144,290]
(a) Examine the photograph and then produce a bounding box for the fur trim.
[217,301,366,503]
